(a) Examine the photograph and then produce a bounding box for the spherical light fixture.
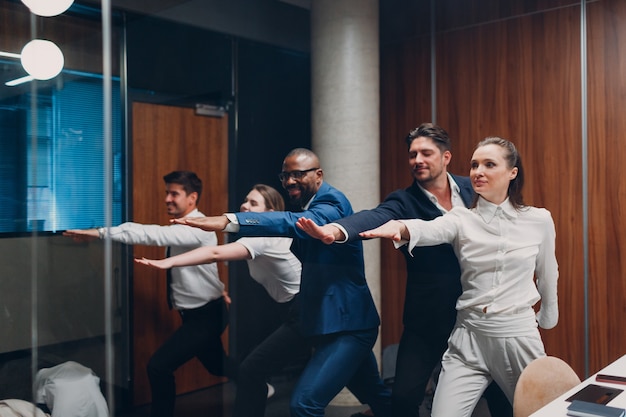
[20,39,64,80]
[20,0,74,17]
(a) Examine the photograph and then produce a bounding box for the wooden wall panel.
[587,0,626,374]
[131,102,229,405]
[436,0,578,32]
[0,1,32,54]
[380,1,592,377]
[379,36,432,348]
[436,4,586,375]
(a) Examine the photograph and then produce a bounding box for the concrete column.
[310,0,380,407]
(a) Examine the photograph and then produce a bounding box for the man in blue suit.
[296,123,512,417]
[176,148,391,417]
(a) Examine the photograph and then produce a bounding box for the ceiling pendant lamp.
[20,0,74,17]
[20,39,64,80]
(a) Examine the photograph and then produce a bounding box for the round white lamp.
[20,39,64,80]
[20,0,74,17]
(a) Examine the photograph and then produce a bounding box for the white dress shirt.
[415,172,466,213]
[101,208,224,309]
[399,197,559,330]
[237,237,301,303]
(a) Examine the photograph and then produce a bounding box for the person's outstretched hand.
[63,229,99,242]
[296,217,341,245]
[171,215,229,231]
[359,220,407,242]
[134,257,173,270]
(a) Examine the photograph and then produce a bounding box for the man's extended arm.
[171,215,230,232]
[331,190,413,242]
[175,184,353,240]
[64,221,217,247]
[63,228,100,242]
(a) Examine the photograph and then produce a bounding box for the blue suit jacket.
[335,175,475,331]
[235,181,380,337]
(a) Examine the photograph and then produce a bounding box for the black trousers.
[392,325,451,417]
[146,297,236,417]
[232,298,310,417]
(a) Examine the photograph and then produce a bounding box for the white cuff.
[223,213,240,232]
[536,302,559,329]
[330,223,349,243]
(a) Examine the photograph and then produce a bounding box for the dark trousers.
[392,326,512,417]
[291,328,391,417]
[232,304,309,417]
[147,297,236,417]
[232,299,391,417]
[392,326,451,417]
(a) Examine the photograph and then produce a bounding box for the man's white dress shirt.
[101,208,224,309]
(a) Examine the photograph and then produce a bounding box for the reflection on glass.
[0,2,126,416]
[0,75,122,233]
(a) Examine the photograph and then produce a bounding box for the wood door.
[131,101,229,405]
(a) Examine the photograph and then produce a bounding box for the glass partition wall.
[0,0,311,415]
[0,0,129,414]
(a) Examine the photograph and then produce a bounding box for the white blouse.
[237,236,301,303]
[399,197,559,329]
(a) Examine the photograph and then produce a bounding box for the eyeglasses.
[278,167,319,182]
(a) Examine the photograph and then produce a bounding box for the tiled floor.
[117,377,371,417]
[117,376,493,417]
[1,340,495,417]
[0,349,492,417]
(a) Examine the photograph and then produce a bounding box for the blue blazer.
[235,181,380,337]
[335,175,475,331]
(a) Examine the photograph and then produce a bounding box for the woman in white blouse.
[136,184,301,304]
[301,137,559,417]
[136,184,302,402]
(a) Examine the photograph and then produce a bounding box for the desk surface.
[530,354,626,416]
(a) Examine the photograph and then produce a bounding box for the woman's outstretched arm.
[135,241,251,269]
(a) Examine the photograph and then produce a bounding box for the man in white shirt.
[64,171,234,417]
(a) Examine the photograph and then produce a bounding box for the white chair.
[513,356,581,417]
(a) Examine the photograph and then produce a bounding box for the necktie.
[165,246,173,309]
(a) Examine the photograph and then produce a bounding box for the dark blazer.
[336,175,475,331]
[235,181,380,337]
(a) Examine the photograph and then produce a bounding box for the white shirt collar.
[475,197,518,223]
[416,173,464,212]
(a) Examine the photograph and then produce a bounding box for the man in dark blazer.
[296,123,512,417]
[175,148,391,417]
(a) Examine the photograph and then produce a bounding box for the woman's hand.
[134,257,174,270]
